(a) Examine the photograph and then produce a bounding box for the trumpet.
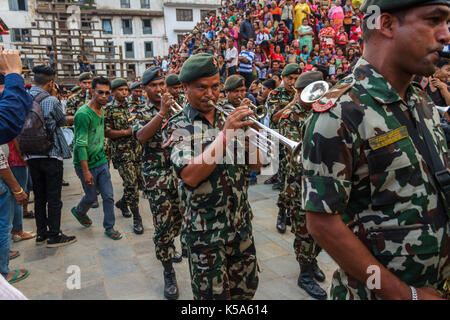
[236,98,268,121]
[208,100,302,162]
[157,93,183,113]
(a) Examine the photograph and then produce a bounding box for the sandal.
[104,229,122,240]
[23,211,35,219]
[12,230,37,242]
[71,207,92,227]
[7,269,30,284]
[9,251,20,260]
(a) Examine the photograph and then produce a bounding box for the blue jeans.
[75,163,115,232]
[10,166,28,232]
[0,179,14,278]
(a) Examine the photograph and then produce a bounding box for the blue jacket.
[0,74,33,144]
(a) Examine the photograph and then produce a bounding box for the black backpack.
[17,92,54,155]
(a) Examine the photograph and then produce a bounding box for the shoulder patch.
[312,77,356,113]
[281,109,292,119]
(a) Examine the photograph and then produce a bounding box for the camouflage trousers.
[188,236,259,300]
[146,188,182,263]
[115,160,140,209]
[277,148,288,212]
[105,139,111,167]
[290,206,322,264]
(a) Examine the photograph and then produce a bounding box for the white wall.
[0,0,35,48]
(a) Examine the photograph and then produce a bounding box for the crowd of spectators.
[164,0,364,88]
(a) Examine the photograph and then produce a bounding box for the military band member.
[104,78,144,234]
[66,72,93,126]
[165,74,185,107]
[129,81,144,113]
[266,63,301,234]
[302,0,450,300]
[133,67,183,300]
[279,71,327,300]
[162,53,264,300]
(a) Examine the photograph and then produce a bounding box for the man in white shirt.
[225,39,238,76]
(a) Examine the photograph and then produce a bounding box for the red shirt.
[271,52,285,63]
[7,142,25,168]
[336,32,348,45]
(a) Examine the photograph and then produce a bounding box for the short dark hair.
[437,59,450,68]
[32,65,55,86]
[362,9,407,41]
[92,76,111,90]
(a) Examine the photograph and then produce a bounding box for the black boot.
[115,198,131,218]
[130,207,143,234]
[312,261,326,282]
[162,262,179,300]
[298,263,327,300]
[276,209,286,234]
[286,212,291,226]
[172,251,182,263]
[181,248,188,258]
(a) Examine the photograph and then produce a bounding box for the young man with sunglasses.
[71,77,122,241]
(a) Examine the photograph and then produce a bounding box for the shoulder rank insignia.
[312,77,355,113]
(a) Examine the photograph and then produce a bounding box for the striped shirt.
[238,49,255,74]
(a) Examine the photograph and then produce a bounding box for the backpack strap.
[34,91,50,104]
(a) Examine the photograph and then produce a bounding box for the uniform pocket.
[367,140,425,209]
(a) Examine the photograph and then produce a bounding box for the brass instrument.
[157,93,183,113]
[300,81,330,103]
[234,98,268,121]
[208,100,302,162]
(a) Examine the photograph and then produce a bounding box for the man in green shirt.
[71,77,122,240]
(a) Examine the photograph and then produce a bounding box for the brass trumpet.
[235,98,268,121]
[208,100,302,162]
[157,93,183,113]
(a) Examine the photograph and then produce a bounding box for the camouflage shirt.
[66,90,90,117]
[175,93,186,107]
[104,99,140,167]
[266,86,295,129]
[128,97,144,114]
[279,103,311,206]
[162,103,254,247]
[301,58,450,299]
[132,101,175,194]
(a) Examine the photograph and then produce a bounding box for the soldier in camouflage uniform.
[66,72,93,126]
[301,0,450,300]
[128,81,144,113]
[266,63,301,234]
[132,67,183,300]
[104,78,144,235]
[279,72,327,300]
[166,74,186,107]
[163,53,264,300]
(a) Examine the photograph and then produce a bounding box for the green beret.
[179,53,219,83]
[71,86,81,93]
[360,0,449,13]
[142,66,164,86]
[295,71,323,90]
[130,82,142,90]
[224,75,246,91]
[166,74,181,87]
[78,72,93,82]
[281,63,302,76]
[111,78,128,91]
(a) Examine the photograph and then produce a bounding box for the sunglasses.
[96,90,111,96]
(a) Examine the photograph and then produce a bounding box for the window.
[122,19,133,35]
[144,41,153,58]
[102,19,112,34]
[104,41,114,55]
[176,9,193,22]
[142,19,152,34]
[120,0,130,8]
[200,10,211,21]
[177,34,185,44]
[125,42,134,58]
[141,0,150,9]
[10,28,31,42]
[106,64,116,77]
[8,0,28,11]
[83,41,94,60]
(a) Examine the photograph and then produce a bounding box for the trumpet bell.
[301,81,330,104]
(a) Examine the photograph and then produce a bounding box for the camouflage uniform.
[174,93,186,107]
[163,103,259,300]
[132,101,182,263]
[301,58,450,300]
[267,86,296,214]
[279,103,321,264]
[104,99,141,209]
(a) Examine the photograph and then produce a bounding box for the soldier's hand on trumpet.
[159,92,176,118]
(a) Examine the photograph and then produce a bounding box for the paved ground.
[9,160,338,300]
